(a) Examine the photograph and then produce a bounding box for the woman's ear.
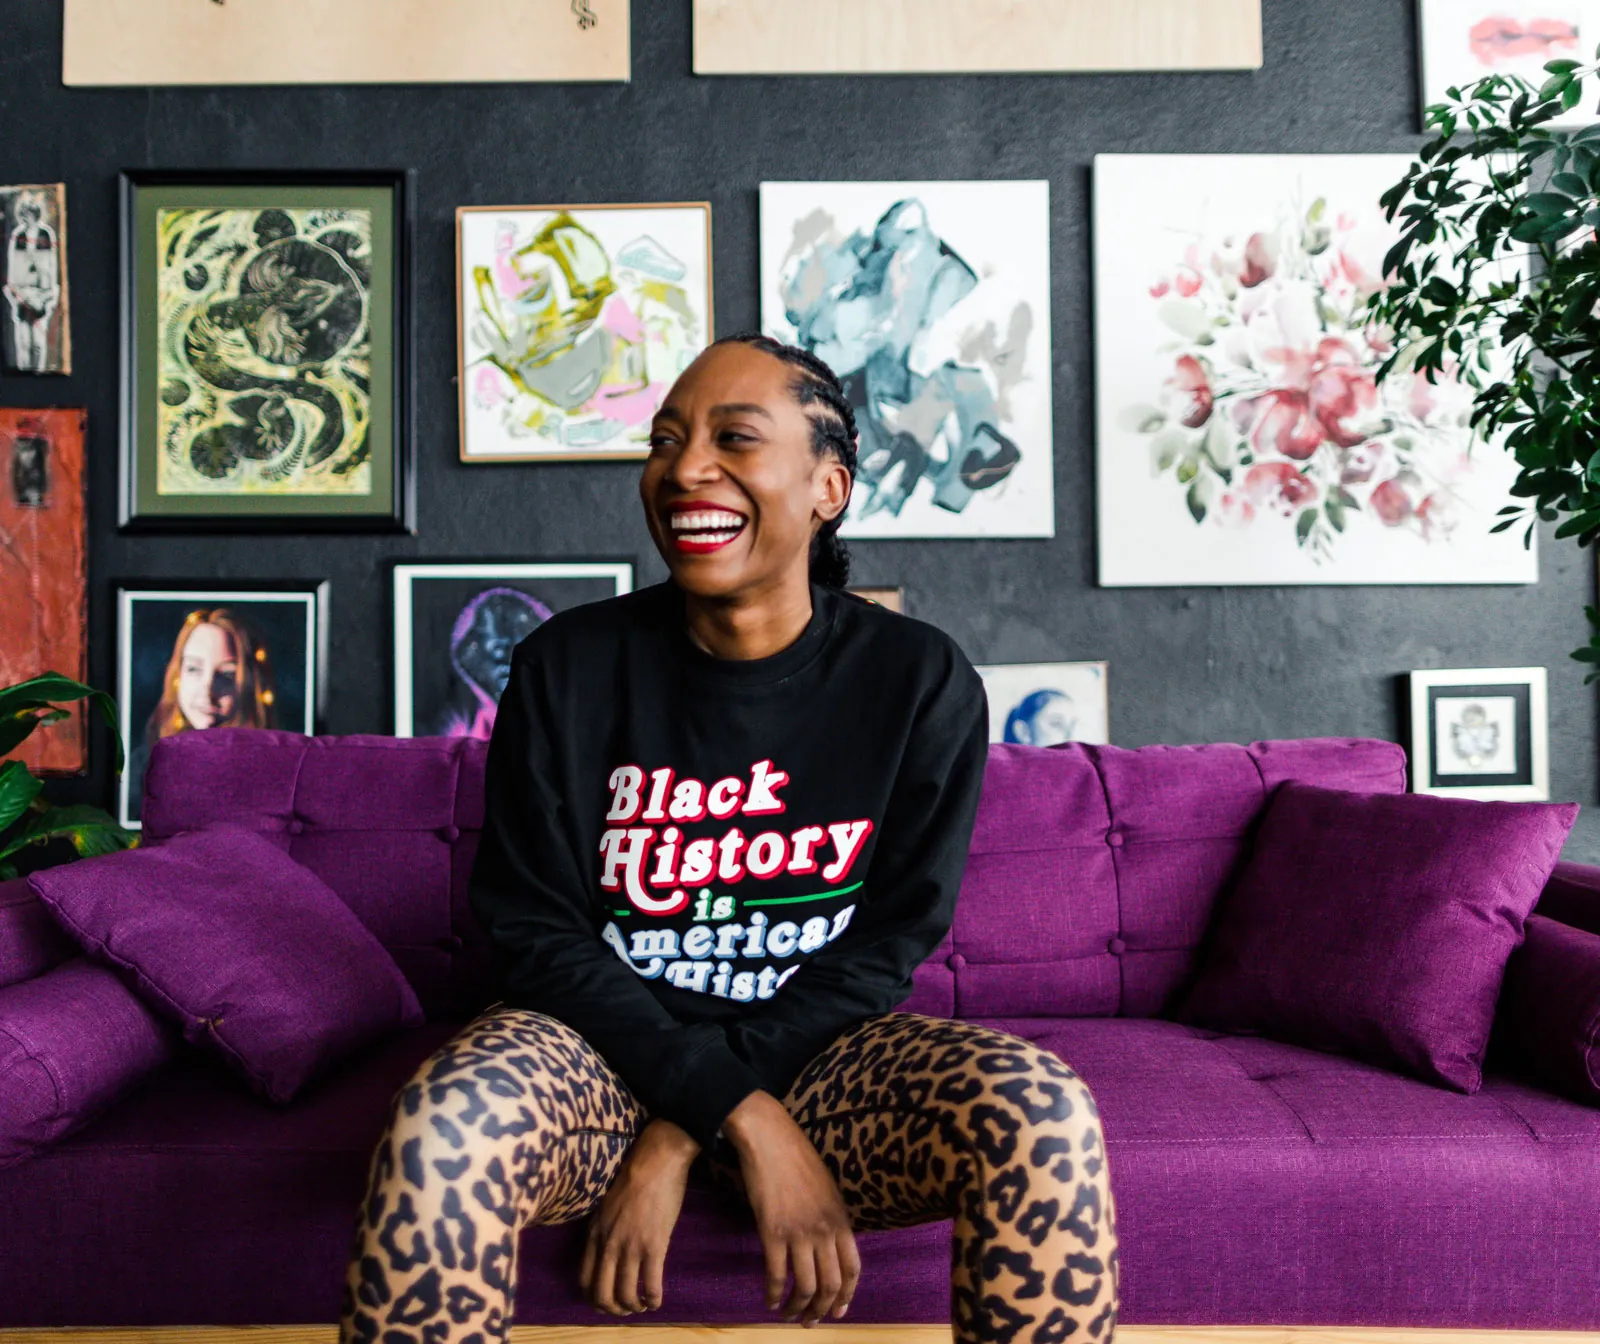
[815,458,852,525]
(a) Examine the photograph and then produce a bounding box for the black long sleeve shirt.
[467,579,990,1152]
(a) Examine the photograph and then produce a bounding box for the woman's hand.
[579,1118,698,1315]
[723,1090,861,1326]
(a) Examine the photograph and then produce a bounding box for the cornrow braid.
[713,332,858,588]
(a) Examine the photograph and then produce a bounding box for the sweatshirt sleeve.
[722,647,990,1100]
[468,645,764,1151]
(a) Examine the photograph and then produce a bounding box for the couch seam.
[1084,746,1123,1013]
[1205,1034,1317,1142]
[0,1019,66,1121]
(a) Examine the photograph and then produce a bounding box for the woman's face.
[639,343,850,600]
[176,622,239,729]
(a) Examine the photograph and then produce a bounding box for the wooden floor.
[1,1326,1595,1344]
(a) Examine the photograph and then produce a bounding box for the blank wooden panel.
[694,0,1262,74]
[63,0,630,85]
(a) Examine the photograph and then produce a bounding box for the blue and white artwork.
[760,181,1054,539]
[975,662,1109,746]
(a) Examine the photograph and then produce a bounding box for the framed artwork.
[694,0,1262,74]
[975,662,1110,746]
[848,586,904,613]
[65,0,629,85]
[1094,154,1538,587]
[0,409,87,774]
[1,184,70,374]
[392,561,633,739]
[116,581,329,828]
[1419,1,1599,128]
[761,180,1054,540]
[1407,666,1549,801]
[457,203,712,462]
[118,169,414,533]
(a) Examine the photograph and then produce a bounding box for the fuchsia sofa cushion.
[27,824,423,1104]
[0,878,75,990]
[1497,914,1600,1106]
[1177,782,1578,1092]
[0,959,177,1169]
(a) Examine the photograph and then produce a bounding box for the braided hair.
[711,332,858,589]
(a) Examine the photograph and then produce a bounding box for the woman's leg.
[340,1007,644,1343]
[785,1013,1119,1344]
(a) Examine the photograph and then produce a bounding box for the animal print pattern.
[340,1009,1118,1344]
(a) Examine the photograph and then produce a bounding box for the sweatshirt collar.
[663,580,836,687]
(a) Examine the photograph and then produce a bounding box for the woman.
[340,335,1119,1342]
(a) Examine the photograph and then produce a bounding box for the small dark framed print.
[392,561,632,739]
[116,581,330,827]
[118,169,414,532]
[848,586,904,612]
[1407,666,1548,801]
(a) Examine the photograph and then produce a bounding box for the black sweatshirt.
[467,580,990,1152]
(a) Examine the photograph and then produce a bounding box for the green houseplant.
[0,672,136,880]
[1367,52,1600,675]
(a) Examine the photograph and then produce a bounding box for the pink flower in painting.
[1175,266,1204,298]
[1239,232,1278,288]
[1340,440,1387,484]
[1150,278,1171,298]
[1417,492,1458,541]
[1215,490,1257,529]
[1164,355,1214,428]
[1244,462,1318,516]
[1370,477,1415,526]
[1247,337,1377,459]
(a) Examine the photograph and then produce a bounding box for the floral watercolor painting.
[761,181,1054,539]
[457,204,711,462]
[1419,0,1599,127]
[1094,154,1537,587]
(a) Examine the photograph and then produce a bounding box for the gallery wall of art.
[3,0,1598,851]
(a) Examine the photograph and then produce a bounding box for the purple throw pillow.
[1496,914,1600,1105]
[0,958,178,1167]
[0,877,76,990]
[28,824,424,1103]
[1176,781,1577,1092]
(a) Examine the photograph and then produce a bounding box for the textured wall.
[3,0,1596,851]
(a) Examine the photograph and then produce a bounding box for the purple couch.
[1,729,1596,1329]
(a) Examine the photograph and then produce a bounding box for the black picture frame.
[114,577,331,828]
[117,168,415,534]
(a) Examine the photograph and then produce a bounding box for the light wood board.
[2,1325,1594,1344]
[62,0,630,85]
[693,0,1262,74]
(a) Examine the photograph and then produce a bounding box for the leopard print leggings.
[340,1009,1119,1344]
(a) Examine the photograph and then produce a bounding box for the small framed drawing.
[1407,666,1549,800]
[119,169,414,532]
[848,586,903,613]
[392,561,633,738]
[116,580,329,828]
[456,203,713,462]
[975,662,1110,746]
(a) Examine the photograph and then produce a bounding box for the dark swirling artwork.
[156,206,372,497]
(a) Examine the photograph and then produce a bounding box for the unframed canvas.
[1094,154,1538,587]
[1418,0,1600,128]
[976,662,1110,746]
[457,204,712,462]
[761,180,1054,540]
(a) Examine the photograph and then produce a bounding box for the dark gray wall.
[4,0,1597,853]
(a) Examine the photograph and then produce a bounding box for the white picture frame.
[1407,665,1549,801]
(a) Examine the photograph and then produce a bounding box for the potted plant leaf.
[1,672,136,880]
[1367,52,1600,676]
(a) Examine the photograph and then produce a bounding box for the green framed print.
[118,169,414,532]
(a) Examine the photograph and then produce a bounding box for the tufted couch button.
[1105,829,1125,847]
[946,952,967,971]
[1107,937,1127,955]
[437,935,464,952]
[287,818,306,836]
[439,824,461,842]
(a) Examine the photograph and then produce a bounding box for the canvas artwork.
[116,583,327,827]
[1419,0,1600,127]
[1407,666,1548,800]
[392,562,633,738]
[976,662,1110,746]
[847,586,904,612]
[0,184,70,375]
[0,410,87,774]
[1094,154,1538,587]
[457,204,712,461]
[761,181,1054,539]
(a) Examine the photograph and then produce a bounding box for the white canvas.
[1094,154,1538,587]
[458,204,711,461]
[1419,0,1600,127]
[760,180,1054,539]
[976,662,1109,746]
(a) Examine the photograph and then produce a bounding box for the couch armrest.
[1493,914,1600,1105]
[1533,861,1600,936]
[0,877,75,991]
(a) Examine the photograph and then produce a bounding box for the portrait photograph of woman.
[115,582,327,826]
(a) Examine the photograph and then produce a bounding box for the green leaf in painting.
[1295,508,1319,545]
